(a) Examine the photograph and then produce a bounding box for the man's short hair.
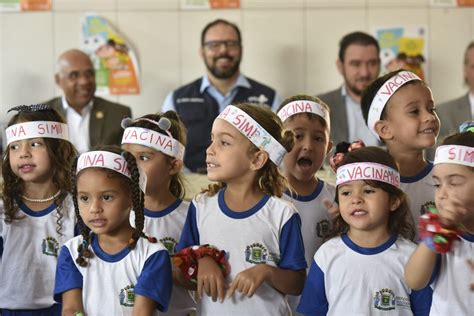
[338,31,380,62]
[201,19,242,46]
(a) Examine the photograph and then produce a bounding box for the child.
[0,104,76,315]
[361,70,440,236]
[121,112,196,315]
[297,146,432,315]
[54,147,172,315]
[405,129,473,315]
[176,104,307,315]
[276,95,334,315]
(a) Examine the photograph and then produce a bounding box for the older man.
[45,49,131,153]
[162,19,281,173]
[318,31,381,146]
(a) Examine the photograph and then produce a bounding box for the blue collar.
[342,233,398,255]
[218,189,270,219]
[91,234,131,262]
[144,199,182,218]
[17,196,57,217]
[284,179,325,202]
[400,162,433,183]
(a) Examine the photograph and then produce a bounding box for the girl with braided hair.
[54,147,172,315]
[0,104,76,315]
[121,111,196,315]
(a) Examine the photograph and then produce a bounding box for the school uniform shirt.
[54,234,172,315]
[297,234,432,316]
[282,180,335,316]
[130,199,196,315]
[428,233,474,315]
[400,162,436,239]
[177,189,307,316]
[0,195,76,310]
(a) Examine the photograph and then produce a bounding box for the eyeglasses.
[203,40,241,52]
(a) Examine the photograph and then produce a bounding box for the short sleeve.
[54,245,83,302]
[135,249,173,312]
[409,285,433,316]
[176,203,200,252]
[297,260,328,315]
[278,213,307,270]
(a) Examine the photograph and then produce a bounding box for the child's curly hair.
[1,106,76,237]
[203,103,294,197]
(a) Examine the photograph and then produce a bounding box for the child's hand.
[226,264,269,299]
[323,199,339,219]
[438,200,469,228]
[197,256,226,302]
[419,212,462,253]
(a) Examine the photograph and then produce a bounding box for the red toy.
[419,207,463,254]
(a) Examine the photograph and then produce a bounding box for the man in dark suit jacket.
[45,49,131,153]
[318,32,381,146]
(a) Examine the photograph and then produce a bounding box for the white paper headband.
[217,105,287,166]
[434,145,474,167]
[336,162,401,188]
[368,71,421,138]
[76,151,147,192]
[6,121,69,145]
[121,127,185,160]
[277,100,330,127]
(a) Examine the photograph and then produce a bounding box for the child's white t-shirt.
[177,189,307,316]
[54,233,172,315]
[429,233,474,315]
[130,199,196,315]
[297,234,433,315]
[0,196,76,309]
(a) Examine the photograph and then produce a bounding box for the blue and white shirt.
[298,234,432,315]
[177,189,307,315]
[0,196,76,310]
[54,234,172,315]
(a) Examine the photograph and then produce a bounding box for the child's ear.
[389,196,401,212]
[250,150,268,171]
[374,120,394,141]
[168,158,183,175]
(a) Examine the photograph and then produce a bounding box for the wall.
[0,0,473,121]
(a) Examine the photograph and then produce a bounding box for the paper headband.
[218,105,287,165]
[76,151,147,192]
[336,162,401,188]
[367,71,421,138]
[277,100,330,126]
[5,121,69,145]
[434,145,473,167]
[121,127,185,160]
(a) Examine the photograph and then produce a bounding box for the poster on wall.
[374,26,428,81]
[0,0,50,11]
[81,13,140,95]
[180,0,240,10]
[431,0,474,6]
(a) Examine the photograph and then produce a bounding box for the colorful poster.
[0,0,20,12]
[375,26,428,80]
[180,0,240,10]
[81,13,140,95]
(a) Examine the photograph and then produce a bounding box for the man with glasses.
[162,19,281,173]
[45,49,131,153]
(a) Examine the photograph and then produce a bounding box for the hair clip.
[121,117,133,129]
[157,117,173,138]
[329,139,366,172]
[7,104,51,113]
[459,121,474,133]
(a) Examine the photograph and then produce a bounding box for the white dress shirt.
[62,96,92,154]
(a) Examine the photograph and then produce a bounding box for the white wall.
[0,0,473,120]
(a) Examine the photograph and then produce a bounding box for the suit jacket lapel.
[458,94,471,121]
[89,97,106,148]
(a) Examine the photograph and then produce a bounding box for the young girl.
[0,104,76,315]
[175,103,307,315]
[297,146,432,315]
[276,95,334,315]
[121,111,196,315]
[54,147,172,315]
[361,70,440,236]
[405,129,473,315]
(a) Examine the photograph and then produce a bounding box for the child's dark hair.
[328,146,415,241]
[203,103,294,197]
[277,94,331,131]
[71,146,153,267]
[441,131,474,171]
[360,69,425,128]
[127,111,187,199]
[1,105,76,237]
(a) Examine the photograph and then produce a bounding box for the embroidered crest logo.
[119,284,135,307]
[373,288,396,310]
[245,243,268,264]
[42,237,59,256]
[420,201,436,215]
[160,237,178,255]
[316,219,331,238]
